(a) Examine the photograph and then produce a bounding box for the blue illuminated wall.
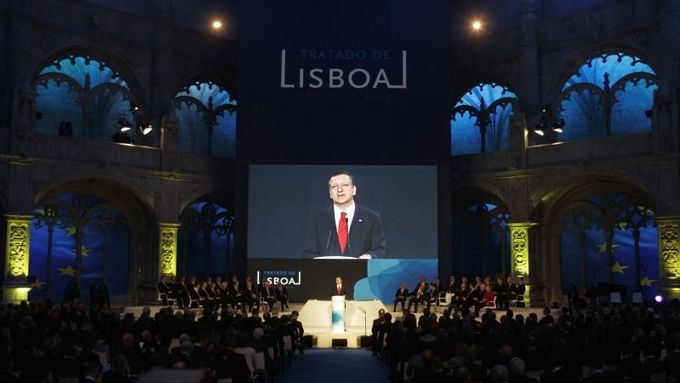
[178,201,234,276]
[559,53,656,141]
[35,55,134,141]
[175,82,237,158]
[28,193,130,301]
[451,83,517,156]
[559,195,659,299]
[451,202,510,277]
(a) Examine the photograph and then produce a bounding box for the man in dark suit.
[394,283,409,312]
[303,171,387,259]
[158,276,172,306]
[333,276,347,296]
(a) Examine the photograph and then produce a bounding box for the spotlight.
[130,102,140,113]
[118,115,132,132]
[471,20,482,31]
[654,294,664,303]
[534,122,545,136]
[552,118,565,133]
[211,19,223,30]
[139,122,153,136]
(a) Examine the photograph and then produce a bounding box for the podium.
[331,295,345,333]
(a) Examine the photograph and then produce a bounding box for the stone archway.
[451,186,511,278]
[177,191,235,278]
[533,175,655,305]
[33,177,158,303]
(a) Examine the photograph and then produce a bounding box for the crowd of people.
[158,275,289,314]
[375,296,680,382]
[0,275,304,383]
[394,275,526,316]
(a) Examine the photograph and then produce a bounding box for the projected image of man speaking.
[303,170,387,259]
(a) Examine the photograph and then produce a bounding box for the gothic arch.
[451,81,520,155]
[532,173,656,304]
[32,177,158,301]
[451,185,512,277]
[547,45,658,101]
[177,191,235,277]
[33,46,146,106]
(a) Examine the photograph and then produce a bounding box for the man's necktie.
[338,212,348,254]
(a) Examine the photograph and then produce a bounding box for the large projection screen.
[247,165,438,302]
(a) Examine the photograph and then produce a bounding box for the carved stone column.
[657,217,680,298]
[509,222,537,306]
[2,215,32,303]
[158,223,180,277]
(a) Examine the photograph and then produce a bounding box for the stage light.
[139,122,153,135]
[211,19,223,30]
[534,123,545,136]
[552,118,565,133]
[534,104,564,138]
[471,20,482,31]
[655,294,664,303]
[118,115,132,132]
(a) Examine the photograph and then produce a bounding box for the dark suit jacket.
[303,205,387,258]
[333,285,347,296]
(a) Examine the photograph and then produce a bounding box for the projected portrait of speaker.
[303,170,387,259]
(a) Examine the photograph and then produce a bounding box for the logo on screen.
[256,270,302,286]
[280,49,407,90]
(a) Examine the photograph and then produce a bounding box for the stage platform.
[120,302,545,349]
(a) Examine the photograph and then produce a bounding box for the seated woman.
[482,283,496,308]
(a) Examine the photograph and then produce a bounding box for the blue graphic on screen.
[559,196,659,299]
[35,55,134,141]
[559,53,656,141]
[28,193,130,301]
[451,82,517,156]
[175,82,237,158]
[178,201,234,277]
[354,259,438,303]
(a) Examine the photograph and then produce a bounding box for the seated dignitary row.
[394,275,527,315]
[158,275,290,312]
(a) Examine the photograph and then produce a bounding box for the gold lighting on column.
[508,222,536,277]
[159,223,180,277]
[3,215,33,302]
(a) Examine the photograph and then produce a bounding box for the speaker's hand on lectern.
[359,254,372,259]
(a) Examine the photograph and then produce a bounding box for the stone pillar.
[508,113,527,169]
[657,217,680,298]
[2,214,32,303]
[656,0,680,154]
[2,0,33,129]
[149,0,175,147]
[158,223,180,277]
[519,0,541,135]
[509,222,537,306]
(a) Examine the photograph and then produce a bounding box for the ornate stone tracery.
[159,223,180,276]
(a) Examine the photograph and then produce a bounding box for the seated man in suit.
[158,276,172,306]
[394,282,409,312]
[303,171,387,259]
[260,281,277,311]
[408,282,427,313]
